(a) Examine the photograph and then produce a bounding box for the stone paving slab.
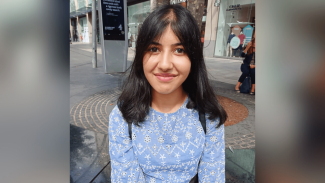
[70,124,110,183]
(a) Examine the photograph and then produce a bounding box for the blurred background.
[0,0,324,182]
[257,0,325,182]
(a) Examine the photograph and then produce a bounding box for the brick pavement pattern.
[70,88,120,134]
[70,87,255,149]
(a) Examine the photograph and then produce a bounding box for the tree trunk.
[186,0,205,33]
[150,0,158,12]
[151,0,169,11]
[153,0,205,33]
[157,0,170,7]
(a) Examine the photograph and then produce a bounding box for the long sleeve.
[108,106,145,183]
[198,117,225,183]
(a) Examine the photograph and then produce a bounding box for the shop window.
[78,0,86,9]
[70,0,76,12]
[127,1,151,48]
[214,0,255,58]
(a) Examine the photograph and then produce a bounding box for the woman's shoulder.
[205,115,223,130]
[109,105,125,124]
[110,105,121,116]
[108,105,131,141]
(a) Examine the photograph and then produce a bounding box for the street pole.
[92,0,97,68]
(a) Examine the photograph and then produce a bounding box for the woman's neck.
[151,87,187,113]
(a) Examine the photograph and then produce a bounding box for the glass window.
[70,0,76,12]
[214,0,255,58]
[78,0,86,9]
[88,0,98,6]
[127,1,151,48]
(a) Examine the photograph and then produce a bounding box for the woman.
[109,4,227,182]
[235,33,255,94]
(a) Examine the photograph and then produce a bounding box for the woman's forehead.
[152,25,181,45]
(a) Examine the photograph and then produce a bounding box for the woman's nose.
[157,51,173,71]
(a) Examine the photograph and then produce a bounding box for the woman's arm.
[109,106,145,182]
[243,42,252,53]
[198,117,225,183]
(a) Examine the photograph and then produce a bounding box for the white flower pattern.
[158,136,164,143]
[185,131,192,139]
[144,135,151,143]
[172,135,178,143]
[108,97,225,183]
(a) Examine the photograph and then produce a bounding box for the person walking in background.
[235,32,255,94]
[108,4,227,183]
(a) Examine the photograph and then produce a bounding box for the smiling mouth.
[154,73,177,82]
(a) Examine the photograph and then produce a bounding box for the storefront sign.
[226,4,241,11]
[99,0,128,73]
[101,0,125,40]
[230,36,240,49]
[170,0,187,5]
[243,25,254,45]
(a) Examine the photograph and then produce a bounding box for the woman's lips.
[154,73,176,82]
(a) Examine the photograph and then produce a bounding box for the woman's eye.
[150,47,159,52]
[175,48,184,54]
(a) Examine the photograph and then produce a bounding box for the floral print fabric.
[109,98,225,183]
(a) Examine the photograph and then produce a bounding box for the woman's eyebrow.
[151,41,161,45]
[172,43,183,46]
[150,41,183,46]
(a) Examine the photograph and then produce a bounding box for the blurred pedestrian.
[235,33,255,94]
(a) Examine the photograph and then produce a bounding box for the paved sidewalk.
[70,42,255,183]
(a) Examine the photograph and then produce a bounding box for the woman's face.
[143,25,191,95]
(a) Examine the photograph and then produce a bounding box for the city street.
[70,42,255,183]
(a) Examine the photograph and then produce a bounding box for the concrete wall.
[87,12,93,44]
[77,17,81,41]
[70,19,73,40]
[86,13,92,43]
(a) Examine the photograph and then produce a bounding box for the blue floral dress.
[108,97,225,183]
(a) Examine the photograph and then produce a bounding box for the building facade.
[69,0,151,45]
[203,0,255,59]
[70,0,256,60]
[70,0,99,43]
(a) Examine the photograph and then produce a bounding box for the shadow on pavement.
[70,124,110,183]
[226,148,255,183]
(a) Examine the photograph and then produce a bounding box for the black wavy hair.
[118,4,227,128]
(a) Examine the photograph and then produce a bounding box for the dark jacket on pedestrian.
[241,52,255,66]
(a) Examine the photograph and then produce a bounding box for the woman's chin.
[155,89,175,95]
[152,86,179,95]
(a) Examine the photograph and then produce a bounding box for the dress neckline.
[149,95,189,115]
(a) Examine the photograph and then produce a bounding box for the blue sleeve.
[198,117,225,183]
[109,106,145,182]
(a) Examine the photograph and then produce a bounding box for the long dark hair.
[247,31,255,55]
[118,4,227,128]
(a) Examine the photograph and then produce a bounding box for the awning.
[227,22,255,28]
[70,2,98,18]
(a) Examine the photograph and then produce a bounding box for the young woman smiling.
[109,4,227,183]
